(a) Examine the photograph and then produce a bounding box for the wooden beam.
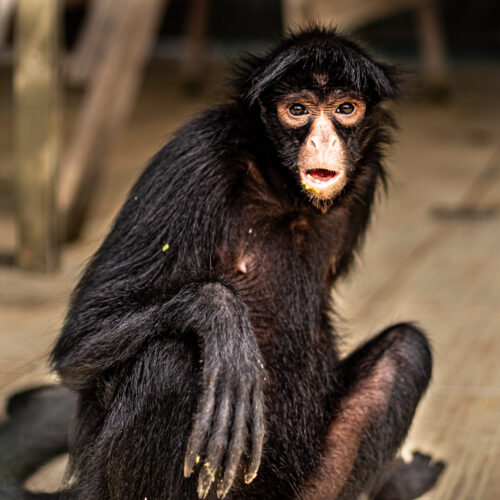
[14,0,61,271]
[0,0,15,50]
[58,0,166,241]
[66,0,115,87]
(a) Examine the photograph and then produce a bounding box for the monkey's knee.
[379,322,432,393]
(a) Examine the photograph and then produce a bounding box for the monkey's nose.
[309,133,336,150]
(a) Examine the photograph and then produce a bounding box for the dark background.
[63,0,500,61]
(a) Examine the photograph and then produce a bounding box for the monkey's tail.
[0,385,76,499]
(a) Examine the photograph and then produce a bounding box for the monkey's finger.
[245,380,264,485]
[197,383,232,499]
[184,370,218,478]
[217,382,249,498]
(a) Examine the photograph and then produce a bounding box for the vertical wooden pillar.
[14,0,61,271]
[58,0,166,241]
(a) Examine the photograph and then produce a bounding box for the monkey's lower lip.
[300,168,340,191]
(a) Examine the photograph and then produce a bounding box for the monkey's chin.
[299,168,346,202]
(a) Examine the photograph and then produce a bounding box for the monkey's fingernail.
[198,479,211,499]
[217,484,229,499]
[244,471,257,484]
[183,454,195,477]
[217,472,235,498]
[198,484,210,500]
[198,471,212,498]
[197,464,216,498]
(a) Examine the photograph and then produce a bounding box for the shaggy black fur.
[0,29,444,499]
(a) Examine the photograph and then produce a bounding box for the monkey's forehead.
[241,28,399,104]
[259,66,369,106]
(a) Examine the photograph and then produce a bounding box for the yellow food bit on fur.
[301,179,312,191]
[162,243,170,252]
[301,179,320,193]
[196,455,200,464]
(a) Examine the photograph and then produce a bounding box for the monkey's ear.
[243,51,299,106]
[366,60,403,102]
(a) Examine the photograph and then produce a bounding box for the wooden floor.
[0,61,499,498]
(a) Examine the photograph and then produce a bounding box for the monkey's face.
[242,30,398,207]
[275,90,366,202]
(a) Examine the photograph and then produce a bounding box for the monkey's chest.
[228,215,332,316]
[222,220,339,483]
[226,216,337,371]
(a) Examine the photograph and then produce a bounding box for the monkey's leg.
[0,385,74,499]
[68,329,263,500]
[301,323,439,500]
[67,339,201,500]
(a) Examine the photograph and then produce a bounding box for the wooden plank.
[58,0,167,241]
[14,0,61,271]
[0,0,15,50]
[66,0,115,87]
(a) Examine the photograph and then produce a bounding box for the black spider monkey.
[0,28,445,500]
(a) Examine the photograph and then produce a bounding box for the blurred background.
[0,0,499,497]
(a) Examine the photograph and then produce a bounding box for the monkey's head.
[234,28,399,209]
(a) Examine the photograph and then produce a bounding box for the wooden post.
[66,0,115,87]
[0,0,15,50]
[58,0,166,241]
[14,0,61,271]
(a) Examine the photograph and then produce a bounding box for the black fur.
[1,28,442,499]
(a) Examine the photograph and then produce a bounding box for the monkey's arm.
[52,280,265,499]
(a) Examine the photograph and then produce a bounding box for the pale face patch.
[276,90,366,129]
[277,91,366,203]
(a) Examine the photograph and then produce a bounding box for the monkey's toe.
[372,451,445,500]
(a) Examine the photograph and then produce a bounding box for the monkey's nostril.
[310,136,320,149]
[309,135,335,149]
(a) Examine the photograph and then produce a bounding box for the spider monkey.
[0,28,444,499]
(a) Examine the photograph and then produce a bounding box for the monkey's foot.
[373,451,445,500]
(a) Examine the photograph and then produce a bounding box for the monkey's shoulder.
[145,105,254,176]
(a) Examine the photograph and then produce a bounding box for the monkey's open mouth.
[300,168,341,192]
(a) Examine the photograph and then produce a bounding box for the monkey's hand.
[183,333,266,499]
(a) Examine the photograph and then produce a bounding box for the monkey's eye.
[336,102,355,115]
[289,104,308,116]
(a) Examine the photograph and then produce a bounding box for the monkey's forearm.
[53,280,263,392]
[170,281,266,497]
